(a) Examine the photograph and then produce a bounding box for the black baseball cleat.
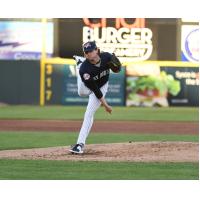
[69,143,84,154]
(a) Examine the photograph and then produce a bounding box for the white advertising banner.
[0,21,53,60]
[181,25,199,63]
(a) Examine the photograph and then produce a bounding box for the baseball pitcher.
[69,41,121,154]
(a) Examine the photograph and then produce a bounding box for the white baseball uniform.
[74,56,108,144]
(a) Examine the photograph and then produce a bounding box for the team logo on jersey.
[83,73,90,80]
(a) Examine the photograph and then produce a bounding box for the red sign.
[83,18,145,29]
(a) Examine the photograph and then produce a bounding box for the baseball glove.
[107,53,122,73]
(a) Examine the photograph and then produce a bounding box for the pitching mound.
[0,142,198,162]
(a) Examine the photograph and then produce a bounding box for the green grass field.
[0,159,198,180]
[0,106,198,121]
[0,131,198,150]
[0,106,198,180]
[0,130,198,180]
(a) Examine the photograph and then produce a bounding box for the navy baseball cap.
[83,41,97,53]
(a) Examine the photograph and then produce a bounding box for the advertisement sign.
[44,63,126,106]
[181,25,199,63]
[82,18,153,62]
[126,70,181,107]
[161,67,199,106]
[0,21,53,60]
[126,62,198,107]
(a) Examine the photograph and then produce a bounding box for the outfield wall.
[0,60,40,104]
[0,60,198,106]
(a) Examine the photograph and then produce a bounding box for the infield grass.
[0,159,198,180]
[0,131,198,150]
[0,106,198,121]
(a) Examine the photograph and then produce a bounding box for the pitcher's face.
[84,48,100,64]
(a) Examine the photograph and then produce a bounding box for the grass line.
[0,106,198,121]
[0,131,198,150]
[0,159,198,180]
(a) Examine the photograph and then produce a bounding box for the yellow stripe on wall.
[40,18,47,106]
[124,61,199,67]
[44,58,199,68]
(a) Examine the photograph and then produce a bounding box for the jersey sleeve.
[80,71,103,99]
[102,52,112,63]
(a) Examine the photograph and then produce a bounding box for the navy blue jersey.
[79,52,112,99]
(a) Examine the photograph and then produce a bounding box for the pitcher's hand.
[105,105,112,114]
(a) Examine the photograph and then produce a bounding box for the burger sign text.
[83,18,153,61]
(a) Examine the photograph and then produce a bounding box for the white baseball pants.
[77,82,108,144]
[75,60,108,144]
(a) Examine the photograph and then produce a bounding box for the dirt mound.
[0,142,198,162]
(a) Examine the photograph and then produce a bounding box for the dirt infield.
[0,119,198,134]
[0,119,198,163]
[0,142,198,162]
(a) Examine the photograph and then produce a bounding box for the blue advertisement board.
[43,63,126,106]
[161,66,199,106]
[0,21,53,60]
